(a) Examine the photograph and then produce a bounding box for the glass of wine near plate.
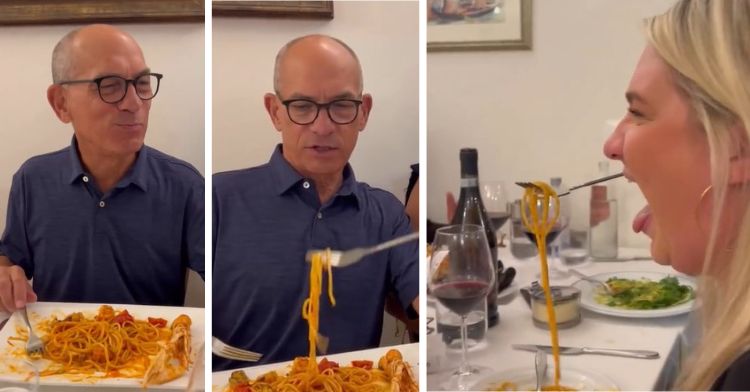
[481,181,510,242]
[523,196,570,280]
[429,224,496,391]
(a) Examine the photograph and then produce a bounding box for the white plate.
[212,343,418,390]
[0,302,204,390]
[472,366,619,391]
[572,271,696,318]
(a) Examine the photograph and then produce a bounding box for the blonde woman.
[603,0,750,390]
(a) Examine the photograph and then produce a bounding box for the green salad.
[594,276,694,310]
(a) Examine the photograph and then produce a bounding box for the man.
[0,24,204,313]
[213,35,419,370]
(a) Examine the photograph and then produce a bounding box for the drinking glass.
[481,181,510,243]
[522,196,570,280]
[428,224,495,390]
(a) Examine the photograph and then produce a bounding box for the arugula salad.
[594,276,694,310]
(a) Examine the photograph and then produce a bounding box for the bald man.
[212,35,419,370]
[0,24,204,312]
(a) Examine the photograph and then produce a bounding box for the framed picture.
[0,0,204,25]
[213,1,333,19]
[427,0,532,51]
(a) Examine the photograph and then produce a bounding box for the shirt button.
[82,176,89,183]
[303,181,311,189]
[98,201,105,208]
[317,212,323,219]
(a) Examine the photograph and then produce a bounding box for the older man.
[0,24,204,312]
[212,35,419,370]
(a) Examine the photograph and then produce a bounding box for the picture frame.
[427,0,532,52]
[0,0,204,25]
[212,1,333,19]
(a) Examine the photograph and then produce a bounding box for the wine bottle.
[451,148,499,327]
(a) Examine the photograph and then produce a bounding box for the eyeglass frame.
[280,98,364,125]
[56,72,163,104]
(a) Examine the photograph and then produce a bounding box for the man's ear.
[358,93,373,131]
[47,84,72,124]
[728,123,750,185]
[264,93,284,132]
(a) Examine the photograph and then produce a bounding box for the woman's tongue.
[633,205,652,234]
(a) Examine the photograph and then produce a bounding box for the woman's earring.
[695,184,713,236]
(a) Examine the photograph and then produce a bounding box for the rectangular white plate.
[0,302,204,391]
[211,343,418,391]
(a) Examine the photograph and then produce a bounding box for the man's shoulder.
[213,163,272,192]
[144,146,203,183]
[355,181,403,207]
[17,146,69,174]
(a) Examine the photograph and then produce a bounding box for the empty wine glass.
[522,196,570,280]
[481,181,510,245]
[428,224,495,390]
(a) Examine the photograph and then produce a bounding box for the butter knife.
[512,344,659,359]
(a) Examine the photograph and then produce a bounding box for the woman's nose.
[603,119,625,161]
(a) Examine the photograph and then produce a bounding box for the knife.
[512,344,660,359]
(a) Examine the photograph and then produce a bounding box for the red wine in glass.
[523,224,565,246]
[488,211,510,231]
[432,280,490,316]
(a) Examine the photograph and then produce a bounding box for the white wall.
[427,0,674,248]
[213,1,418,346]
[0,23,205,306]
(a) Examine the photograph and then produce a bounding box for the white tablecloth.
[427,247,690,391]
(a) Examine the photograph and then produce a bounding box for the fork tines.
[212,337,263,362]
[514,181,543,192]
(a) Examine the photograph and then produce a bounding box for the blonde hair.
[645,0,750,389]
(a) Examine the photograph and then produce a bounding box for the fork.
[305,231,419,268]
[569,268,614,295]
[515,173,624,197]
[211,336,262,362]
[19,307,43,357]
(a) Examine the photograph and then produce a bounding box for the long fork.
[19,307,43,357]
[211,336,262,362]
[305,231,419,268]
[515,173,624,197]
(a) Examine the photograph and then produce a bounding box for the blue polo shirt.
[212,145,418,370]
[0,138,205,306]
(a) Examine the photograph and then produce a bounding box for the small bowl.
[521,284,582,329]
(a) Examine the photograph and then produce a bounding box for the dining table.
[211,342,419,391]
[427,246,692,391]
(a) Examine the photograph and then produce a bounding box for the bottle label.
[460,178,478,187]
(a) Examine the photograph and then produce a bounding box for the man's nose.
[308,107,335,135]
[117,82,144,112]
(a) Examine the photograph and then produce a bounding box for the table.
[427,247,690,391]
[212,343,419,391]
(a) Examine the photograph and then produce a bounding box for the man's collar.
[268,144,360,207]
[66,137,149,191]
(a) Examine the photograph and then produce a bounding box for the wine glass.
[481,181,510,244]
[522,196,570,280]
[428,224,495,391]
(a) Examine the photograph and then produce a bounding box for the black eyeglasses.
[281,98,363,125]
[57,73,163,104]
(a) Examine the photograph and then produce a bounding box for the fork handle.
[368,232,419,255]
[19,307,32,329]
[582,347,660,359]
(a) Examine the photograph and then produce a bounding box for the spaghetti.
[520,181,564,388]
[226,249,418,392]
[8,305,191,386]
